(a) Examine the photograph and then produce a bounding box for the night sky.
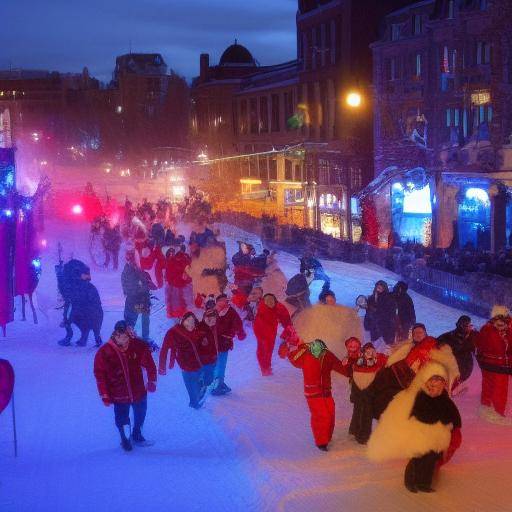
[2,0,297,83]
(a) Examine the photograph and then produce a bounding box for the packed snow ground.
[1,219,511,512]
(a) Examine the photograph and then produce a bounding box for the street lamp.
[346,91,362,108]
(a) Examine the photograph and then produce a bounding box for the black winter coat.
[410,390,462,428]
[395,292,416,331]
[69,280,103,330]
[437,329,476,382]
[121,263,151,312]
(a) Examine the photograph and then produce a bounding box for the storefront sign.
[471,90,491,105]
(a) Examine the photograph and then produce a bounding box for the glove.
[278,341,289,359]
[102,397,112,407]
[147,381,157,393]
[238,331,247,341]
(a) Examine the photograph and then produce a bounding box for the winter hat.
[345,337,362,348]
[181,311,198,325]
[113,320,128,333]
[491,305,510,319]
[412,322,427,332]
[309,339,327,359]
[456,315,472,329]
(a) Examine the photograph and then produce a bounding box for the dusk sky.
[2,0,298,82]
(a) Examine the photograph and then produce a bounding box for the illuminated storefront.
[458,187,491,249]
[319,192,347,239]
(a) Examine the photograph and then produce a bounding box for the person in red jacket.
[164,245,192,319]
[286,338,350,451]
[211,294,246,395]
[93,320,157,451]
[159,312,214,409]
[254,293,291,376]
[475,305,512,425]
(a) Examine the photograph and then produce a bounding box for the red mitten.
[440,428,462,466]
[278,341,289,359]
[147,381,157,393]
[102,397,112,407]
[238,330,247,341]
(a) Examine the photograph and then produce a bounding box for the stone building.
[367,0,512,250]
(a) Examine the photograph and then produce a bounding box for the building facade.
[369,0,512,250]
[192,0,418,238]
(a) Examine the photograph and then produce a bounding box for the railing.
[217,209,512,317]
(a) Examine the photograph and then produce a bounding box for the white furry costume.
[187,245,227,299]
[367,361,458,462]
[293,304,364,360]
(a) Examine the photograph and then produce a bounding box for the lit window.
[413,14,423,35]
[448,0,455,19]
[403,184,432,214]
[391,24,401,41]
[416,54,422,77]
[116,105,123,114]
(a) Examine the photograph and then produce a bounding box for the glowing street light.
[71,204,83,215]
[346,92,362,108]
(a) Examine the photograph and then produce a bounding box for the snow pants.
[306,396,336,447]
[349,385,374,444]
[404,451,441,490]
[124,307,150,341]
[182,365,214,408]
[481,370,509,416]
[114,396,147,435]
[214,350,229,382]
[256,335,276,374]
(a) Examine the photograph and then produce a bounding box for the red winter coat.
[288,344,350,397]
[405,337,439,368]
[476,323,512,372]
[197,323,219,365]
[159,324,204,372]
[94,338,157,404]
[216,306,246,352]
[253,300,291,342]
[166,252,192,288]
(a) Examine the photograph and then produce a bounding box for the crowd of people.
[53,187,512,494]
[386,240,512,279]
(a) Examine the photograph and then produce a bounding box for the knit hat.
[491,305,510,319]
[456,315,471,329]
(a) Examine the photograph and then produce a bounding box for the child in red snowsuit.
[253,293,291,376]
[286,338,350,451]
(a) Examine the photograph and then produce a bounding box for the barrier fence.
[218,210,512,318]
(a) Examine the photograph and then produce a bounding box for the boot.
[58,338,72,347]
[317,445,328,452]
[119,424,132,451]
[132,429,154,447]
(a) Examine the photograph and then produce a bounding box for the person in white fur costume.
[367,360,462,493]
[370,323,460,419]
[187,244,228,308]
[293,303,364,361]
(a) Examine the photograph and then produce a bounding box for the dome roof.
[219,42,256,67]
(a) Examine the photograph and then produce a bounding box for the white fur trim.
[367,361,454,462]
[353,371,377,391]
[385,341,413,367]
[491,305,510,319]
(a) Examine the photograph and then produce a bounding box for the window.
[448,0,455,19]
[412,14,422,35]
[415,53,422,77]
[271,94,280,132]
[320,23,326,67]
[391,24,401,41]
[240,100,247,134]
[330,20,336,65]
[284,159,293,181]
[269,158,277,180]
[388,57,399,81]
[319,158,329,185]
[480,0,488,10]
[259,97,268,133]
[284,91,294,130]
[477,42,491,65]
[249,98,258,134]
[311,27,317,70]
[351,168,362,190]
[295,164,302,182]
[446,108,461,127]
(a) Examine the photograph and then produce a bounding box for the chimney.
[200,53,209,80]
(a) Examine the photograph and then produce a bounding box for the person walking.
[93,320,157,451]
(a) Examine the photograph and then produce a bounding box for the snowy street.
[1,220,511,512]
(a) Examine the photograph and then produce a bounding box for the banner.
[0,359,14,415]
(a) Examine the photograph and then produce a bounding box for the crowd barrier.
[217,209,512,318]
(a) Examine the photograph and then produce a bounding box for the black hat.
[114,320,128,333]
[456,315,471,329]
